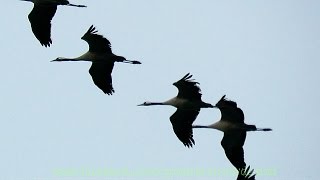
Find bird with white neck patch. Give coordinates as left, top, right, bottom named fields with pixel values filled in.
left=52, top=25, right=141, bottom=94
left=138, top=73, right=213, bottom=148
left=193, top=95, right=272, bottom=180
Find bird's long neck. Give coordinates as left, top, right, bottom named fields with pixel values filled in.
left=53, top=57, right=83, bottom=62
left=201, top=102, right=214, bottom=108
left=52, top=53, right=92, bottom=62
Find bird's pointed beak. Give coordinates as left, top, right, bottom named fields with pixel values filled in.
left=51, top=58, right=62, bottom=62
left=137, top=103, right=144, bottom=106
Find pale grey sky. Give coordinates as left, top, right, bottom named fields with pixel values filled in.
left=0, top=0, right=319, bottom=179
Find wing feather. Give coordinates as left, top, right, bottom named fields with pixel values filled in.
left=173, top=73, right=202, bottom=100
left=237, top=166, right=256, bottom=180
left=89, top=62, right=114, bottom=95
left=28, top=4, right=57, bottom=47
left=221, top=131, right=247, bottom=170
left=170, top=109, right=199, bottom=148
left=216, top=96, right=245, bottom=123
left=81, top=25, right=112, bottom=53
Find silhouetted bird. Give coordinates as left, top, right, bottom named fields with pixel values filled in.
left=193, top=95, right=271, bottom=179
left=52, top=25, right=141, bottom=94
left=21, top=0, right=86, bottom=47
left=138, top=73, right=213, bottom=147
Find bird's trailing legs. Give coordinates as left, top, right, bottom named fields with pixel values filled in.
left=255, top=128, right=272, bottom=131
left=67, top=3, right=87, bottom=7
left=117, top=59, right=142, bottom=64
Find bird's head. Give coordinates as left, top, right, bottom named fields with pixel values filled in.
left=51, top=57, right=65, bottom=62
left=137, top=101, right=153, bottom=106
left=215, top=95, right=237, bottom=108
left=137, top=101, right=164, bottom=106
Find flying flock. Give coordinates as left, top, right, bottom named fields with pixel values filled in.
left=21, top=0, right=272, bottom=179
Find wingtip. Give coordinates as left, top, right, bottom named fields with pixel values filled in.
left=41, top=41, right=52, bottom=47
left=104, top=91, right=114, bottom=95
left=183, top=139, right=195, bottom=148
left=238, top=166, right=256, bottom=180
left=85, top=25, right=97, bottom=35
left=82, top=25, right=98, bottom=40
left=184, top=143, right=194, bottom=148
left=102, top=88, right=115, bottom=95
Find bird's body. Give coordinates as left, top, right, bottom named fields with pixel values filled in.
left=52, top=25, right=141, bottom=95
left=204, top=120, right=240, bottom=132
left=138, top=73, right=213, bottom=147
left=193, top=95, right=271, bottom=179
left=22, top=0, right=86, bottom=47
left=193, top=95, right=272, bottom=132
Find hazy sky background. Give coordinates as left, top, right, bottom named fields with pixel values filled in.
left=1, top=0, right=319, bottom=179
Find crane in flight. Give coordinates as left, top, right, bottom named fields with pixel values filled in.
left=193, top=95, right=271, bottom=179
left=21, top=0, right=86, bottom=47
left=138, top=73, right=213, bottom=147
left=52, top=25, right=141, bottom=94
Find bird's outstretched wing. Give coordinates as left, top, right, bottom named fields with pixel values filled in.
left=216, top=95, right=245, bottom=123
left=221, top=131, right=247, bottom=170
left=28, top=4, right=57, bottom=47
left=170, top=109, right=199, bottom=148
left=237, top=166, right=256, bottom=180
left=173, top=73, right=202, bottom=100
left=81, top=25, right=112, bottom=53
left=89, top=62, right=114, bottom=95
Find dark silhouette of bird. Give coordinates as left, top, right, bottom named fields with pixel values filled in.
left=193, top=95, right=271, bottom=179
left=138, top=73, right=213, bottom=147
left=21, top=0, right=86, bottom=47
left=52, top=25, right=141, bottom=94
